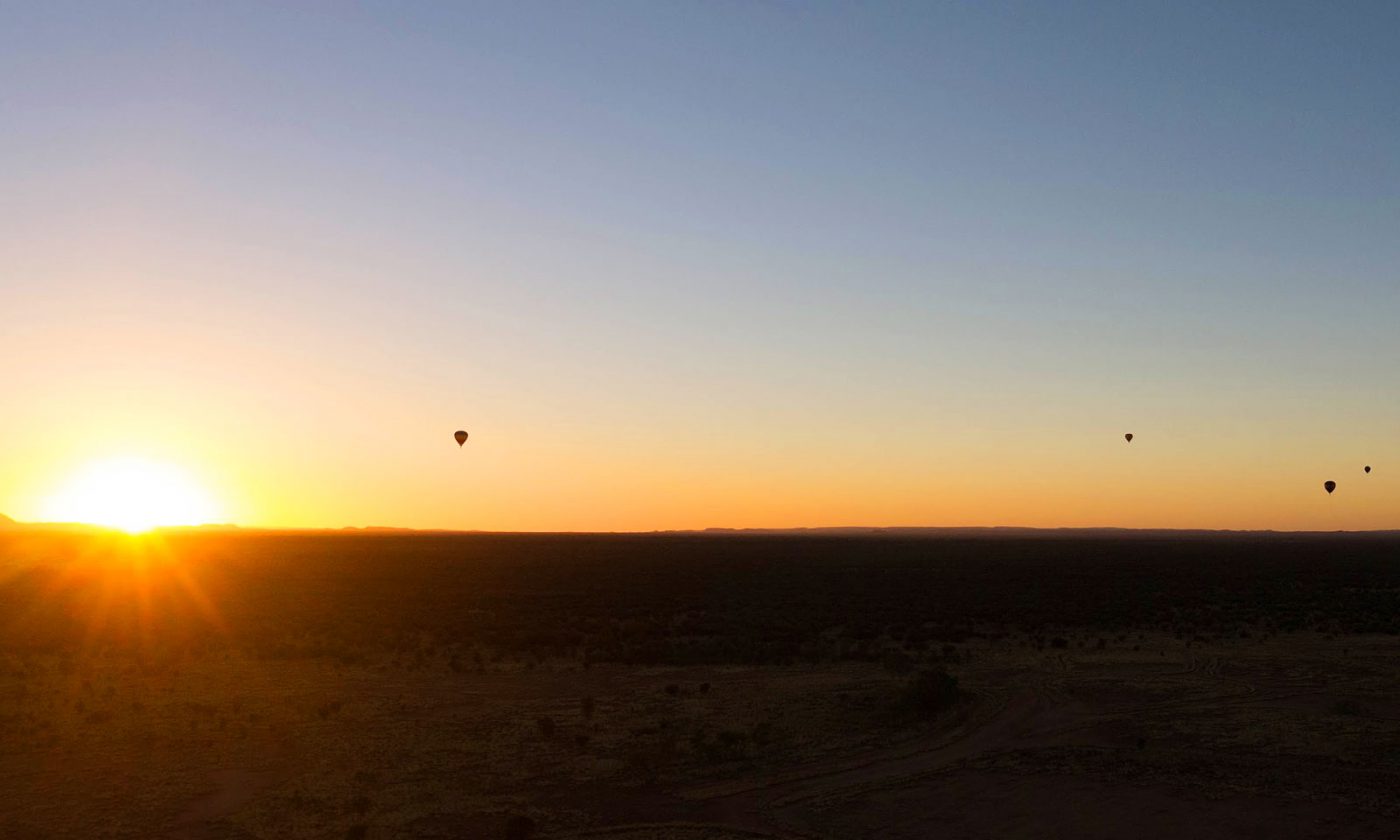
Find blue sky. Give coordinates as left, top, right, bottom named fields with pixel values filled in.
left=4, top=1, right=1399, bottom=529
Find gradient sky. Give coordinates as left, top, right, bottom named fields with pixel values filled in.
left=4, top=1, right=1399, bottom=531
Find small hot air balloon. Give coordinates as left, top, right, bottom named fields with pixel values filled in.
left=1324, top=480, right=1336, bottom=495
left=454, top=430, right=469, bottom=447
left=1364, top=465, right=1372, bottom=474
left=1124, top=433, right=1133, bottom=443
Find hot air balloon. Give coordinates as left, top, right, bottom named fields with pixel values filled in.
left=1124, top=433, right=1133, bottom=443
left=1324, top=480, right=1336, bottom=495
left=454, top=430, right=468, bottom=447
left=1364, top=465, right=1372, bottom=474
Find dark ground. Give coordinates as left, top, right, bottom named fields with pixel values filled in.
left=2, top=530, right=1399, bottom=838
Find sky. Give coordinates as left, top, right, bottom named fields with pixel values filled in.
left=3, top=1, right=1399, bottom=531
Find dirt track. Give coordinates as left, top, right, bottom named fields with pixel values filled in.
left=559, top=638, right=1400, bottom=839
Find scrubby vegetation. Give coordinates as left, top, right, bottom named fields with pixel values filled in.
left=5, top=532, right=1400, bottom=670
left=903, top=667, right=960, bottom=720
left=4, top=531, right=1400, bottom=837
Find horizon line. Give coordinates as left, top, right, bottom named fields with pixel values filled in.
left=6, top=520, right=1400, bottom=538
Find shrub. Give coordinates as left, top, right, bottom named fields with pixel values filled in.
left=535, top=716, right=556, bottom=737
left=692, top=727, right=752, bottom=762
left=903, top=667, right=960, bottom=719
left=881, top=648, right=914, bottom=674
left=1330, top=699, right=1365, bottom=717
left=504, top=815, right=535, bottom=840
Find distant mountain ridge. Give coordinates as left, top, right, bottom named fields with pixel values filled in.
left=3, top=518, right=1397, bottom=538
left=683, top=526, right=1400, bottom=539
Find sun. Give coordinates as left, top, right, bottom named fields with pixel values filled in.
left=40, top=456, right=224, bottom=534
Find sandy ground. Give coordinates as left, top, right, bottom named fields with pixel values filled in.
left=4, top=631, right=1399, bottom=838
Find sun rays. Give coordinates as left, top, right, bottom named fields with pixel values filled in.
left=3, top=531, right=230, bottom=658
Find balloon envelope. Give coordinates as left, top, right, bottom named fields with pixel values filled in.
left=454, top=430, right=468, bottom=447
left=1124, top=433, right=1133, bottom=443
left=1324, top=480, right=1336, bottom=494
left=1364, top=465, right=1372, bottom=474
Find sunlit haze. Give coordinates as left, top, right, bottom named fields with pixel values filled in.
left=4, top=3, right=1399, bottom=531
left=39, top=457, right=224, bottom=533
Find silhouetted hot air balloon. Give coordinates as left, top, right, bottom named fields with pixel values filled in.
left=1324, top=480, right=1336, bottom=495
left=1364, top=465, right=1372, bottom=474
left=1124, top=433, right=1133, bottom=443
left=454, top=430, right=468, bottom=447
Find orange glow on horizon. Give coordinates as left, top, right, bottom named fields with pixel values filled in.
left=38, top=456, right=225, bottom=534
left=2, top=420, right=1394, bottom=534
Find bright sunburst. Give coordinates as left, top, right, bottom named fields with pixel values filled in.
left=40, top=457, right=223, bottom=533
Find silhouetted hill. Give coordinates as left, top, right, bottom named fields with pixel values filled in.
left=687, top=526, right=1400, bottom=539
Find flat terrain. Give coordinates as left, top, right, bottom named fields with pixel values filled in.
left=3, top=531, right=1400, bottom=838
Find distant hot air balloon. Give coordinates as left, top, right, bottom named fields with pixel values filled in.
left=454, top=430, right=468, bottom=447
left=1364, top=465, right=1372, bottom=474
left=1324, top=480, right=1336, bottom=495
left=1124, top=433, right=1133, bottom=443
